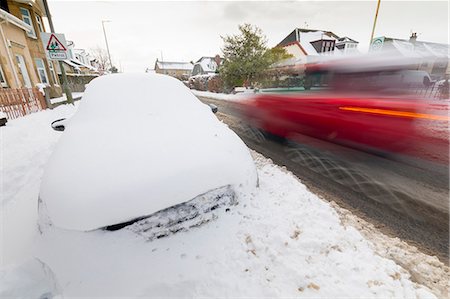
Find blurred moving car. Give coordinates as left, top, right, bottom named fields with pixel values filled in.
left=39, top=73, right=257, bottom=232
left=238, top=57, right=449, bottom=165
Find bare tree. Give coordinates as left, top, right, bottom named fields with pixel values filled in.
left=90, top=47, right=110, bottom=74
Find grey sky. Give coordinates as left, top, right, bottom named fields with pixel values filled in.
left=48, top=1, right=449, bottom=72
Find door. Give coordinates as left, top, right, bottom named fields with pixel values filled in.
left=15, top=54, right=32, bottom=88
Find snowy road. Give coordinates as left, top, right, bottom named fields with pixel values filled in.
left=1, top=103, right=448, bottom=297
left=196, top=95, right=449, bottom=265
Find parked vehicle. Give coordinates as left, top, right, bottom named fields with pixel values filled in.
left=39, top=73, right=257, bottom=232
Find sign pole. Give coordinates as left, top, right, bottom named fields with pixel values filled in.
left=42, top=0, right=73, bottom=104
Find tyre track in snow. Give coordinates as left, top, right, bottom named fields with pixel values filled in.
left=197, top=95, right=449, bottom=264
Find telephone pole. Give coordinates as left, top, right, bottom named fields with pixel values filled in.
left=369, top=0, right=382, bottom=48
left=42, top=0, right=73, bottom=104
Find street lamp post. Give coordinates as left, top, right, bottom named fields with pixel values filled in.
left=102, top=20, right=113, bottom=72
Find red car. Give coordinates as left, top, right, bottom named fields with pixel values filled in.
left=238, top=58, right=449, bottom=165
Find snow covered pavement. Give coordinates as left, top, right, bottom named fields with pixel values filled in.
left=0, top=104, right=445, bottom=297
left=50, top=92, right=84, bottom=105
left=190, top=89, right=252, bottom=101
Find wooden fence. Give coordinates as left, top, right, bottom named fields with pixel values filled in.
left=0, top=88, right=47, bottom=120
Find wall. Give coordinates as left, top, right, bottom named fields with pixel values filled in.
left=7, top=0, right=62, bottom=97
left=0, top=20, right=38, bottom=88
left=283, top=43, right=306, bottom=60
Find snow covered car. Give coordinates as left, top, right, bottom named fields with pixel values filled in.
left=39, top=73, right=257, bottom=233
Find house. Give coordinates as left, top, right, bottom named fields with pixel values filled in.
left=370, top=33, right=450, bottom=80
left=277, top=28, right=358, bottom=62
left=154, top=59, right=193, bottom=81
left=270, top=28, right=359, bottom=78
left=73, top=48, right=97, bottom=72
left=0, top=0, right=62, bottom=97
left=59, top=41, right=98, bottom=75
left=335, top=37, right=359, bottom=53
left=191, top=56, right=221, bottom=76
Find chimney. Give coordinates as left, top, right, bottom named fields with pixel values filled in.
left=214, top=54, right=221, bottom=66
left=409, top=32, right=418, bottom=43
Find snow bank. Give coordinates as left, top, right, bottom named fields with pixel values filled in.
left=1, top=104, right=78, bottom=264
left=50, top=92, right=84, bottom=104
left=31, top=152, right=436, bottom=297
left=35, top=83, right=47, bottom=96
left=0, top=258, right=61, bottom=298
left=39, top=73, right=257, bottom=231
left=190, top=89, right=254, bottom=101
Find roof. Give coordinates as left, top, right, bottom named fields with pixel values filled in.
left=155, top=61, right=193, bottom=71
left=277, top=28, right=340, bottom=48
left=0, top=8, right=33, bottom=32
left=336, top=37, right=359, bottom=44
left=296, top=28, right=340, bottom=39
left=375, top=36, right=450, bottom=59
left=63, top=60, right=81, bottom=70
left=63, top=59, right=97, bottom=71
left=300, top=31, right=337, bottom=55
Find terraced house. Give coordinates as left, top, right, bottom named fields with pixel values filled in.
left=0, top=0, right=61, bottom=97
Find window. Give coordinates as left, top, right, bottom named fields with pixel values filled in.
left=0, top=64, right=8, bottom=88
left=48, top=61, right=58, bottom=85
left=35, top=58, right=49, bottom=84
left=19, top=7, right=36, bottom=38
left=35, top=14, right=44, bottom=32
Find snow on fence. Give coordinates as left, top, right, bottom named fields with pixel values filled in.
left=0, top=88, right=47, bottom=120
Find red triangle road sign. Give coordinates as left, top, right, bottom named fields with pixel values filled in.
left=46, top=34, right=66, bottom=51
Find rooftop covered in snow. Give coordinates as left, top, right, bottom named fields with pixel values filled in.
left=155, top=60, right=194, bottom=71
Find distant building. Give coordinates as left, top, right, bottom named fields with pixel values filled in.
left=59, top=41, right=98, bottom=75
left=335, top=37, right=359, bottom=53
left=370, top=34, right=450, bottom=80
left=277, top=28, right=358, bottom=58
left=154, top=59, right=193, bottom=81
left=191, top=56, right=221, bottom=76
left=271, top=28, right=359, bottom=76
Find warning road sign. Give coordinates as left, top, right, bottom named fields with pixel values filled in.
left=46, top=34, right=66, bottom=51
left=41, top=33, right=70, bottom=60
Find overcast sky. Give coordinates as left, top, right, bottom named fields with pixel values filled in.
left=47, top=0, right=449, bottom=72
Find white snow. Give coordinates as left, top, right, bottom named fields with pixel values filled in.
left=0, top=258, right=61, bottom=298
left=39, top=73, right=257, bottom=231
left=1, top=104, right=78, bottom=264
left=0, top=98, right=442, bottom=298
left=35, top=83, right=47, bottom=96
left=156, top=61, right=193, bottom=71
left=0, top=110, right=6, bottom=119
left=190, top=89, right=254, bottom=101
left=50, top=92, right=84, bottom=104
left=299, top=30, right=336, bottom=55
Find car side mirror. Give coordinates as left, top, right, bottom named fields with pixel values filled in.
left=208, top=103, right=218, bottom=114
left=51, top=118, right=67, bottom=131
